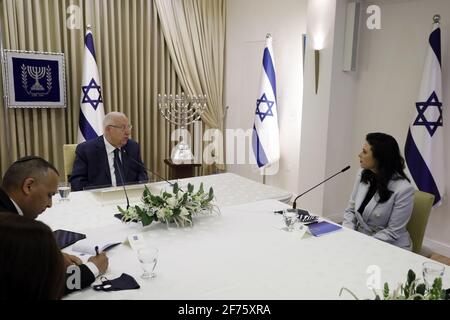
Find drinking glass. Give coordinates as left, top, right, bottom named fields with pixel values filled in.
left=283, top=210, right=298, bottom=232
left=138, top=247, right=159, bottom=279
left=422, top=261, right=445, bottom=289
left=58, top=182, right=71, bottom=201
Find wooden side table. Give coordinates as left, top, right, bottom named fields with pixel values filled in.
left=430, top=253, right=450, bottom=266
left=164, top=159, right=202, bottom=179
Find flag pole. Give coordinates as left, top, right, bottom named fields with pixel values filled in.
left=264, top=33, right=271, bottom=186
left=433, top=14, right=440, bottom=25
left=263, top=32, right=270, bottom=187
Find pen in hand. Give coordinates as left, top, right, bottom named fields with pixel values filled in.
left=95, top=246, right=99, bottom=256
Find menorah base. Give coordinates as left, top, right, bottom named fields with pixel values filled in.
left=164, top=159, right=201, bottom=179
left=171, top=141, right=194, bottom=164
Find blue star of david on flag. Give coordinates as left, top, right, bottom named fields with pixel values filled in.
left=413, top=91, right=443, bottom=137
left=81, top=78, right=103, bottom=110
left=255, top=93, right=275, bottom=122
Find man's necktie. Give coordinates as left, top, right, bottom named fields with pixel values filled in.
left=113, top=148, right=125, bottom=186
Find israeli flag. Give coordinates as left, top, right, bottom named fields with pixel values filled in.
left=77, top=26, right=105, bottom=143
left=252, top=35, right=280, bottom=168
left=405, top=22, right=444, bottom=207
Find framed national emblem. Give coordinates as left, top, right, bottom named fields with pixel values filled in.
left=3, top=50, right=66, bottom=108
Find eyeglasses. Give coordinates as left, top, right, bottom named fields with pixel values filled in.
left=108, top=124, right=133, bottom=131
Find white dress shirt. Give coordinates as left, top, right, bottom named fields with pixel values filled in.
left=10, top=198, right=24, bottom=216
left=103, top=136, right=121, bottom=187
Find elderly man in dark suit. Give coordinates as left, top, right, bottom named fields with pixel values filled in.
left=0, top=156, right=108, bottom=293
left=70, top=111, right=148, bottom=191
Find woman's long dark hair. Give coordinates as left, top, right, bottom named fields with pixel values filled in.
left=0, top=212, right=65, bottom=300
left=361, top=132, right=410, bottom=203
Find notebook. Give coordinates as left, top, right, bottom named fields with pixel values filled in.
left=72, top=237, right=122, bottom=255
left=308, top=221, right=342, bottom=237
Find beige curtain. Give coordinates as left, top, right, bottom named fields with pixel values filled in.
left=0, top=0, right=181, bottom=180
left=154, top=0, right=226, bottom=170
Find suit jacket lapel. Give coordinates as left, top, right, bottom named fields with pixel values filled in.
left=355, top=182, right=380, bottom=220
left=355, top=182, right=369, bottom=212
left=363, top=193, right=379, bottom=220
left=352, top=182, right=379, bottom=233
left=0, top=188, right=19, bottom=214
left=96, top=136, right=112, bottom=184
left=364, top=179, right=396, bottom=221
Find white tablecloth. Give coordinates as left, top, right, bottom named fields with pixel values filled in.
left=81, top=172, right=292, bottom=209
left=40, top=190, right=449, bottom=300
left=174, top=173, right=293, bottom=206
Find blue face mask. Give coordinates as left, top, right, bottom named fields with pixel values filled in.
left=93, top=273, right=140, bottom=292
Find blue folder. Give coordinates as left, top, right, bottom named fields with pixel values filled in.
left=308, top=221, right=342, bottom=237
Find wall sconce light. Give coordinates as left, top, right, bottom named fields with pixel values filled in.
left=312, top=32, right=324, bottom=95
left=314, top=49, right=320, bottom=94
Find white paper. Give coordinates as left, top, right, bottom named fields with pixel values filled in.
left=72, top=236, right=123, bottom=255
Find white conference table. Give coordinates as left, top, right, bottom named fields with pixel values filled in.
left=39, top=175, right=449, bottom=300
left=83, top=172, right=293, bottom=208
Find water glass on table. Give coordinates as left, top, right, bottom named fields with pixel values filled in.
left=138, top=247, right=159, bottom=279
left=283, top=210, right=298, bottom=232
left=422, top=261, right=445, bottom=289
left=58, top=182, right=71, bottom=201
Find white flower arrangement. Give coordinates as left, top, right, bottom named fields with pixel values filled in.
left=118, top=182, right=217, bottom=227
left=340, top=269, right=448, bottom=300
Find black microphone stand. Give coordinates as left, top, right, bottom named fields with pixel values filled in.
left=293, top=166, right=350, bottom=209
left=122, top=149, right=183, bottom=192
left=274, top=166, right=351, bottom=215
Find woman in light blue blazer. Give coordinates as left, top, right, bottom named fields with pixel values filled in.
left=343, top=133, right=415, bottom=250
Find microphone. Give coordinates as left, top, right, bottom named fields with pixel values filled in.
left=121, top=149, right=180, bottom=190
left=115, top=150, right=130, bottom=210
left=292, top=165, right=351, bottom=209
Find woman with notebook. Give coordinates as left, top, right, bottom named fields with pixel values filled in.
left=343, top=133, right=415, bottom=250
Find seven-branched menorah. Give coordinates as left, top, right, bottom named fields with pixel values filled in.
left=27, top=66, right=46, bottom=91
left=158, top=93, right=207, bottom=163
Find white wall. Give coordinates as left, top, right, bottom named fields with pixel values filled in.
left=226, top=0, right=450, bottom=256
left=320, top=0, right=450, bottom=255
left=322, top=0, right=359, bottom=217
left=348, top=0, right=450, bottom=255
left=297, top=0, right=338, bottom=215
left=225, top=0, right=307, bottom=197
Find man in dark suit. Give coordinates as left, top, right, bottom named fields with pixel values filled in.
left=0, top=156, right=108, bottom=293
left=70, top=111, right=148, bottom=191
